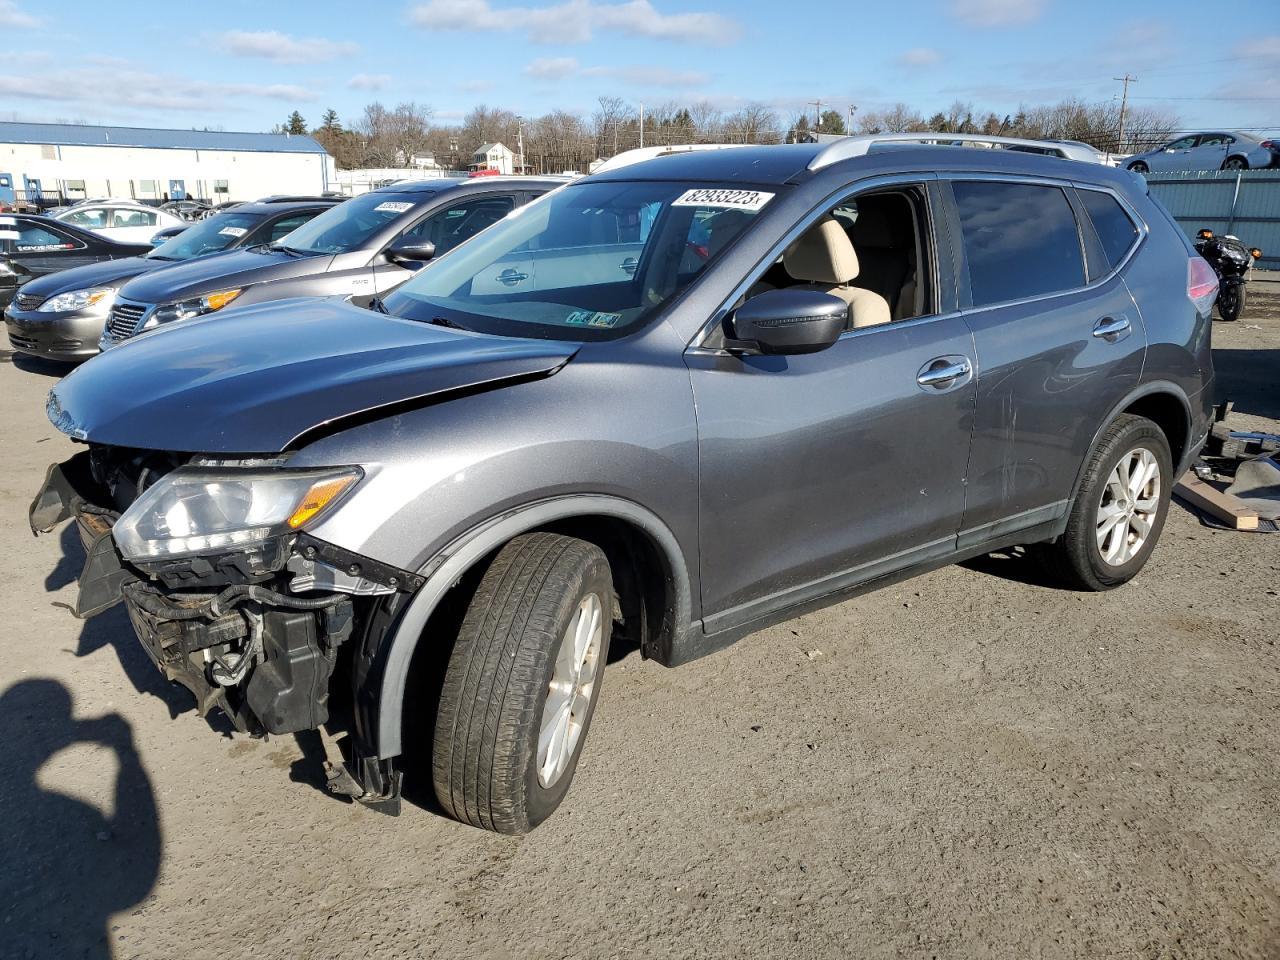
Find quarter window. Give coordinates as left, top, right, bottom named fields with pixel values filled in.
left=953, top=181, right=1085, bottom=307
left=1078, top=190, right=1139, bottom=271
left=6, top=223, right=78, bottom=253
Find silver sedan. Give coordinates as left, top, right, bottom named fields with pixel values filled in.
left=1126, top=131, right=1279, bottom=174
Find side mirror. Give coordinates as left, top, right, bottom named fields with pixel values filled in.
left=726, top=289, right=847, bottom=356
left=386, top=239, right=436, bottom=264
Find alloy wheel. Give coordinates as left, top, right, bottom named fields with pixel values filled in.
left=1096, top=447, right=1161, bottom=566
left=537, top=592, right=603, bottom=788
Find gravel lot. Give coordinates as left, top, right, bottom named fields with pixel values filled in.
left=3, top=292, right=1279, bottom=960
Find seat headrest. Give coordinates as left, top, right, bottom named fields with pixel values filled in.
left=784, top=217, right=860, bottom=285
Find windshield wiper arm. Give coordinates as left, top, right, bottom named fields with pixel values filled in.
left=427, top=315, right=471, bottom=331
left=268, top=243, right=306, bottom=256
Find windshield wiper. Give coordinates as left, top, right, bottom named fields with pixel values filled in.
left=146, top=254, right=178, bottom=261
left=426, top=315, right=471, bottom=331
left=268, top=243, right=307, bottom=256
left=368, top=297, right=388, bottom=314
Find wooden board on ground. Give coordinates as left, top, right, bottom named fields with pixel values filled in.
left=1173, top=472, right=1260, bottom=530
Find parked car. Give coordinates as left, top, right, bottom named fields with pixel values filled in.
left=160, top=199, right=212, bottom=221
left=1125, top=132, right=1279, bottom=173
left=98, top=176, right=564, bottom=348
left=52, top=200, right=186, bottom=244
left=0, top=213, right=150, bottom=321
left=33, top=144, right=1214, bottom=834
left=5, top=198, right=339, bottom=361
left=844, top=132, right=1110, bottom=163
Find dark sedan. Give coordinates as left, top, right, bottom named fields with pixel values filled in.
left=0, top=214, right=150, bottom=314
left=5, top=197, right=338, bottom=361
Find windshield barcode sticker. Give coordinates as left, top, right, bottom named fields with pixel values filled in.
left=218, top=226, right=247, bottom=237
left=374, top=201, right=414, bottom=214
left=671, top=189, right=774, bottom=211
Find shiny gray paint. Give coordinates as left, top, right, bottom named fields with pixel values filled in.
left=47, top=146, right=1212, bottom=761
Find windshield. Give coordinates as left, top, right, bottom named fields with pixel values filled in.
left=146, top=212, right=263, bottom=261
left=275, top=191, right=422, bottom=254
left=383, top=180, right=773, bottom=340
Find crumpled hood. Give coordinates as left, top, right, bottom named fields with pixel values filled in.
left=17, top=256, right=155, bottom=300
left=48, top=298, right=577, bottom=453
left=118, top=247, right=329, bottom=304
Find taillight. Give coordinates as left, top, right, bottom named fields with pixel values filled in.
left=1188, top=256, right=1219, bottom=314
left=1261, top=139, right=1274, bottom=149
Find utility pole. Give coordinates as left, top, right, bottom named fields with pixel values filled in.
left=848, top=104, right=857, bottom=134
left=516, top=116, right=525, bottom=175
left=809, top=99, right=823, bottom=133
left=1114, top=74, right=1136, bottom=153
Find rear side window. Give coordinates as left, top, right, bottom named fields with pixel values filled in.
left=953, top=181, right=1085, bottom=307
left=1078, top=189, right=1139, bottom=270
left=2, top=222, right=79, bottom=253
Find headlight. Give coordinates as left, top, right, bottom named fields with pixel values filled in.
left=113, top=467, right=361, bottom=561
left=38, top=286, right=116, bottom=313
left=142, top=287, right=243, bottom=329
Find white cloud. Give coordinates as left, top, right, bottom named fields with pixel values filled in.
left=523, top=57, right=708, bottom=87
left=348, top=72, right=392, bottom=90
left=0, top=2, right=38, bottom=28
left=896, top=47, right=942, bottom=67
left=1237, top=35, right=1280, bottom=61
left=524, top=57, right=579, bottom=80
left=410, top=0, right=741, bottom=46
left=949, top=0, right=1045, bottom=26
left=581, top=65, right=709, bottom=87
left=217, top=30, right=358, bottom=64
left=0, top=62, right=316, bottom=116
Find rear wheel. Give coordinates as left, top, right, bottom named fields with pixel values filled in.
left=1128, top=161, right=1149, bottom=174
left=1217, top=282, right=1245, bottom=321
left=1222, top=156, right=1248, bottom=171
left=432, top=532, right=613, bottom=834
left=1034, top=414, right=1173, bottom=591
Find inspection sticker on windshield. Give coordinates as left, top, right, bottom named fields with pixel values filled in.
left=565, top=309, right=621, bottom=328
left=671, top=188, right=774, bottom=211
left=374, top=201, right=414, bottom=214
left=218, top=226, right=247, bottom=237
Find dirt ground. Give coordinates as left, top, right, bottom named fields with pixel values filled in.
left=2, top=290, right=1279, bottom=960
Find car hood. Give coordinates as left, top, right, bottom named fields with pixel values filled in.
left=16, top=256, right=157, bottom=300
left=47, top=298, right=577, bottom=454
left=118, top=246, right=332, bottom=304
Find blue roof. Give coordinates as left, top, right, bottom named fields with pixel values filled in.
left=0, top=122, right=329, bottom=155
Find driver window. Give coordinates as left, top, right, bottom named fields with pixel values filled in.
left=1167, top=136, right=1197, bottom=150
left=403, top=195, right=515, bottom=257
left=1198, top=134, right=1228, bottom=147
left=741, top=185, right=934, bottom=330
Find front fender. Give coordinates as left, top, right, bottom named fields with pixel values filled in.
left=366, top=494, right=694, bottom=759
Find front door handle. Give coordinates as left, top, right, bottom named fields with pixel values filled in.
left=620, top=256, right=638, bottom=276
left=497, top=268, right=529, bottom=286
left=916, top=356, right=972, bottom=388
left=1092, top=315, right=1131, bottom=342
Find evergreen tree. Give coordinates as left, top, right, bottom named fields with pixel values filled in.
left=285, top=111, right=307, bottom=135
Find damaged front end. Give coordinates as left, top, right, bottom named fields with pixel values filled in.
left=32, top=446, right=419, bottom=813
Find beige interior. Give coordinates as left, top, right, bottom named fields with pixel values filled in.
left=783, top=218, right=891, bottom=329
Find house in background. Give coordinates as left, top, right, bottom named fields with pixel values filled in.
left=470, top=142, right=514, bottom=175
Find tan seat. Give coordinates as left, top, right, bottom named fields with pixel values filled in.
left=783, top=218, right=891, bottom=329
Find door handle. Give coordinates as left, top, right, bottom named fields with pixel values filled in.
left=620, top=257, right=638, bottom=276
left=1092, top=315, right=1131, bottom=342
left=916, top=357, right=971, bottom=388
left=497, top=268, right=529, bottom=286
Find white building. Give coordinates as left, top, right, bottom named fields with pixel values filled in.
left=333, top=166, right=454, bottom=197
left=470, top=142, right=515, bottom=176
left=0, top=121, right=336, bottom=206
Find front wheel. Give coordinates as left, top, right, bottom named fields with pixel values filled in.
left=1128, top=161, right=1149, bottom=174
left=1033, top=414, right=1173, bottom=591
left=432, top=532, right=613, bottom=833
left=1217, top=282, right=1245, bottom=321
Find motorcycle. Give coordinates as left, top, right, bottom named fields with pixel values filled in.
left=1194, top=228, right=1263, bottom=321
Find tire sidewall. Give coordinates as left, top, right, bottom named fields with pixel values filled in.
left=522, top=554, right=613, bottom=828
left=1082, top=423, right=1173, bottom=587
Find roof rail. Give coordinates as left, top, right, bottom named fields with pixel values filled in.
left=808, top=133, right=1094, bottom=170
left=253, top=194, right=344, bottom=203
left=591, top=143, right=749, bottom=175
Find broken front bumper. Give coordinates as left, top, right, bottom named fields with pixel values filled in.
left=32, top=452, right=413, bottom=811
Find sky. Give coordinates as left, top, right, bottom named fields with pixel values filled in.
left=0, top=0, right=1275, bottom=135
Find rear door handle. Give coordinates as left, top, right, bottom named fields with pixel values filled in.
left=1092, top=315, right=1131, bottom=342
left=916, top=356, right=972, bottom=389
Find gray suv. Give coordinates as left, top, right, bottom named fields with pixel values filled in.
left=33, top=143, right=1216, bottom=833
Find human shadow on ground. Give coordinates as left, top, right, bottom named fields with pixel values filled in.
left=0, top=678, right=161, bottom=959
left=1211, top=347, right=1280, bottom=421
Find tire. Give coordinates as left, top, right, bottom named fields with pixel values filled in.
left=1035, top=414, right=1173, bottom=591
left=1217, top=282, right=1245, bottom=322
left=1222, top=156, right=1248, bottom=171
left=1128, top=161, right=1149, bottom=174
left=432, top=532, right=613, bottom=833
